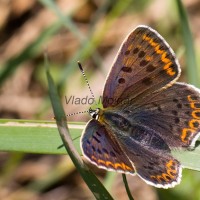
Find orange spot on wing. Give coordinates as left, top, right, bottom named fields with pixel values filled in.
left=166, top=67, right=176, bottom=76
left=180, top=94, right=200, bottom=144
left=155, top=45, right=164, bottom=54
left=123, top=55, right=135, bottom=67
left=192, top=110, right=200, bottom=119
left=187, top=95, right=197, bottom=102
left=150, top=174, right=170, bottom=183
left=190, top=102, right=200, bottom=109
left=150, top=160, right=178, bottom=184
left=161, top=52, right=170, bottom=63
left=166, top=160, right=177, bottom=179
left=106, top=161, right=115, bottom=168
left=163, top=62, right=171, bottom=70
left=142, top=34, right=147, bottom=40
left=114, top=163, right=123, bottom=170
left=162, top=173, right=171, bottom=181
left=91, top=155, right=97, bottom=161
left=156, top=175, right=164, bottom=183
left=143, top=33, right=176, bottom=77
left=127, top=44, right=133, bottom=51
left=91, top=155, right=134, bottom=173
left=181, top=128, right=193, bottom=143
left=145, top=55, right=153, bottom=61
left=98, top=159, right=106, bottom=165
left=189, top=119, right=200, bottom=129
left=143, top=35, right=158, bottom=47
left=125, top=165, right=133, bottom=171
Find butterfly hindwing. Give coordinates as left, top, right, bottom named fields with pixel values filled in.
left=110, top=124, right=182, bottom=188
left=124, top=145, right=182, bottom=189
left=81, top=119, right=135, bottom=174
left=103, top=25, right=180, bottom=108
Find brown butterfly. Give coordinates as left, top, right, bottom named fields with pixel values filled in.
left=81, top=25, right=200, bottom=188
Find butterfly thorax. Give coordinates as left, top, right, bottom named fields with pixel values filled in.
left=89, top=108, right=132, bottom=134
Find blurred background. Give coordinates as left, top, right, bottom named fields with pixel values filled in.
left=0, top=0, right=200, bottom=199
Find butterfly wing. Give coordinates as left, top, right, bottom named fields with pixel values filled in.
left=117, top=129, right=182, bottom=189
left=103, top=25, right=180, bottom=108
left=81, top=119, right=135, bottom=174
left=125, top=82, right=200, bottom=149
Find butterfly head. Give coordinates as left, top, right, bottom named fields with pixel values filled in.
left=89, top=107, right=100, bottom=120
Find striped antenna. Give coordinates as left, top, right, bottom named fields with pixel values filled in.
left=66, top=110, right=89, bottom=117
left=78, top=61, right=98, bottom=106
left=53, top=110, right=89, bottom=119
left=65, top=62, right=97, bottom=118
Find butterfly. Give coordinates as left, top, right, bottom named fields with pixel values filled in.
left=80, top=25, right=200, bottom=188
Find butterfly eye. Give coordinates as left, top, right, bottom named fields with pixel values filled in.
left=89, top=108, right=99, bottom=120
left=92, top=113, right=98, bottom=120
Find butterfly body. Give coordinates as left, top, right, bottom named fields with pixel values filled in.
left=81, top=25, right=200, bottom=188
left=98, top=108, right=168, bottom=151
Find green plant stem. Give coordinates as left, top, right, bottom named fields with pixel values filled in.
left=46, top=55, right=114, bottom=199
left=122, top=174, right=134, bottom=200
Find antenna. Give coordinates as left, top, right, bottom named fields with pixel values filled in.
left=78, top=61, right=98, bottom=106
left=64, top=62, right=98, bottom=118
left=66, top=110, right=89, bottom=117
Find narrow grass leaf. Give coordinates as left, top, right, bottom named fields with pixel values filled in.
left=176, top=0, right=199, bottom=87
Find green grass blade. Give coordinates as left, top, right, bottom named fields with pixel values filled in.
left=122, top=174, right=134, bottom=200
left=173, top=146, right=200, bottom=171
left=0, top=119, right=82, bottom=154
left=176, top=0, right=199, bottom=87
left=46, top=62, right=114, bottom=199
left=104, top=172, right=117, bottom=191
left=174, top=1, right=200, bottom=169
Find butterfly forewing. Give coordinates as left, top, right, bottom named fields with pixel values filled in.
left=81, top=119, right=135, bottom=174
left=103, top=25, right=180, bottom=108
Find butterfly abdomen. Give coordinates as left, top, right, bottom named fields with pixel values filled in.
left=130, top=125, right=170, bottom=152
